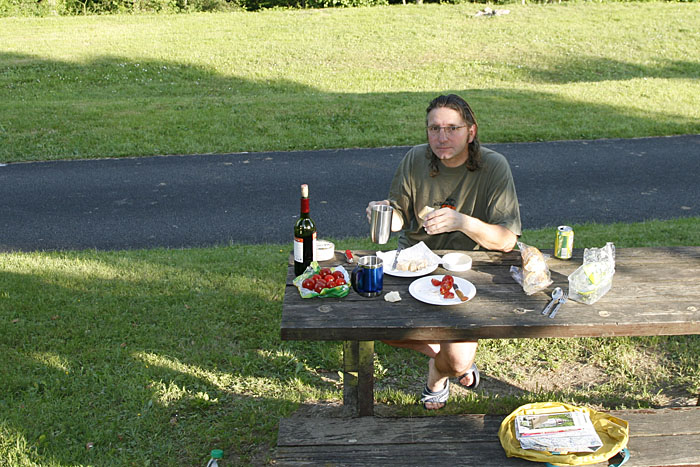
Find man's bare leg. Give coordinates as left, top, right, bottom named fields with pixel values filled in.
left=424, top=341, right=478, bottom=410
left=384, top=340, right=478, bottom=410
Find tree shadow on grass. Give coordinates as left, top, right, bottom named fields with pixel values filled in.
left=0, top=248, right=344, bottom=465
left=513, top=55, right=700, bottom=84
left=0, top=51, right=699, bottom=162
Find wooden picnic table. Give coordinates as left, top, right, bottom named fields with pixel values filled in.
left=281, top=246, right=700, bottom=416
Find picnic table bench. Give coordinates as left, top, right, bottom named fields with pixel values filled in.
left=276, top=407, right=700, bottom=466
left=277, top=246, right=700, bottom=466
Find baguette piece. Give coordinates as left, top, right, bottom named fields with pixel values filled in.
left=418, top=205, right=436, bottom=222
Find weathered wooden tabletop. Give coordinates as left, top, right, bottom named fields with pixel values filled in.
left=281, top=246, right=700, bottom=342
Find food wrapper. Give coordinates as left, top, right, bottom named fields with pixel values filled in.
left=293, top=261, right=350, bottom=299
left=376, top=241, right=442, bottom=273
left=568, top=242, right=615, bottom=305
left=510, top=242, right=553, bottom=295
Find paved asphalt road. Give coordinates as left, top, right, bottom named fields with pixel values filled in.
left=1, top=135, right=698, bottom=252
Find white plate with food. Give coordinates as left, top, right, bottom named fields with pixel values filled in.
left=379, top=249, right=439, bottom=277
left=409, top=275, right=476, bottom=306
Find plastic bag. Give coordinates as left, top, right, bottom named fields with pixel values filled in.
left=511, top=242, right=553, bottom=295
left=499, top=401, right=629, bottom=466
left=293, top=261, right=350, bottom=299
left=568, top=242, right=615, bottom=305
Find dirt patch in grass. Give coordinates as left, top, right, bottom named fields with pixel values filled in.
left=485, top=362, right=608, bottom=395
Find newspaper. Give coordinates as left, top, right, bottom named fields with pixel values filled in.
left=515, top=411, right=603, bottom=453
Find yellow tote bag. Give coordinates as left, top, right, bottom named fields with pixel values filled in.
left=498, top=402, right=629, bottom=466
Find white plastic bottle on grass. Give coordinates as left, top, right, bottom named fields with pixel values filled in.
left=206, top=449, right=223, bottom=466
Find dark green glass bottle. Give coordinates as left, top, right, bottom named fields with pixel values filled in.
left=294, top=184, right=317, bottom=276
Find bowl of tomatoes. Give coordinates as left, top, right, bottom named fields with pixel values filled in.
left=293, top=262, right=351, bottom=298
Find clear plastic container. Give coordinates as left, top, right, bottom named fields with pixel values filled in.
left=568, top=243, right=615, bottom=305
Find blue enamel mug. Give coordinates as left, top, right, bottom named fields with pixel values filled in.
left=351, top=255, right=383, bottom=297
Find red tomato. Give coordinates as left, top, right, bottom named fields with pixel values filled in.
left=319, top=267, right=332, bottom=277
left=442, top=275, right=454, bottom=286
left=440, top=284, right=450, bottom=295
left=332, top=270, right=345, bottom=280
left=323, top=274, right=335, bottom=284
left=326, top=279, right=336, bottom=288
left=443, top=291, right=455, bottom=299
left=302, top=278, right=315, bottom=290
left=431, top=278, right=442, bottom=286
left=314, top=283, right=325, bottom=293
left=311, top=274, right=322, bottom=283
left=335, top=277, right=346, bottom=286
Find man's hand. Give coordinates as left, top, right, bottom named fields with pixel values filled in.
left=366, top=200, right=404, bottom=232
left=366, top=200, right=390, bottom=223
left=423, top=208, right=464, bottom=235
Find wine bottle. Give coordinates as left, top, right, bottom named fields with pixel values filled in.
left=294, top=184, right=317, bottom=276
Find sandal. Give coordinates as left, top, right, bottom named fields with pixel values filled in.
left=420, top=379, right=449, bottom=410
left=458, top=362, right=480, bottom=390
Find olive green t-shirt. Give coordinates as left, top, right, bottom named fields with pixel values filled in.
left=388, top=144, right=522, bottom=251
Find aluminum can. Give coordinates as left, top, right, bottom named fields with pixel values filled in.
left=555, top=225, right=574, bottom=259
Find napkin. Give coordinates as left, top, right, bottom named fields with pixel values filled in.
left=377, top=241, right=442, bottom=272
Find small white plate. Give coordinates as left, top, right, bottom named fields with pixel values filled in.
left=380, top=250, right=439, bottom=277
left=442, top=252, right=472, bottom=272
left=409, top=275, right=476, bottom=306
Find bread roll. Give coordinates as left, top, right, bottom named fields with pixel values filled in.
left=523, top=248, right=547, bottom=272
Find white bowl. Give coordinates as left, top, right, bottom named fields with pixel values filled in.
left=442, top=252, right=472, bottom=272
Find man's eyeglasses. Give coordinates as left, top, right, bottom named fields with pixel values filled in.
left=427, top=125, right=468, bottom=136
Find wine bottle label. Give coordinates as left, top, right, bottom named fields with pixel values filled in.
left=293, top=232, right=317, bottom=263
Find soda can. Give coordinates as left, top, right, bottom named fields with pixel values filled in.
left=555, top=226, right=574, bottom=259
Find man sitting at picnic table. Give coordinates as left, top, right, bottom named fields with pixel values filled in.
left=366, top=94, right=522, bottom=410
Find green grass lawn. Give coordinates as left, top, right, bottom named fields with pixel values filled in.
left=1, top=2, right=699, bottom=162
left=1, top=218, right=699, bottom=465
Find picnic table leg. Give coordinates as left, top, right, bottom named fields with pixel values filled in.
left=343, top=340, right=374, bottom=416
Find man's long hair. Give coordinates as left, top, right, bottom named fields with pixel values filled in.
left=426, top=94, right=482, bottom=177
